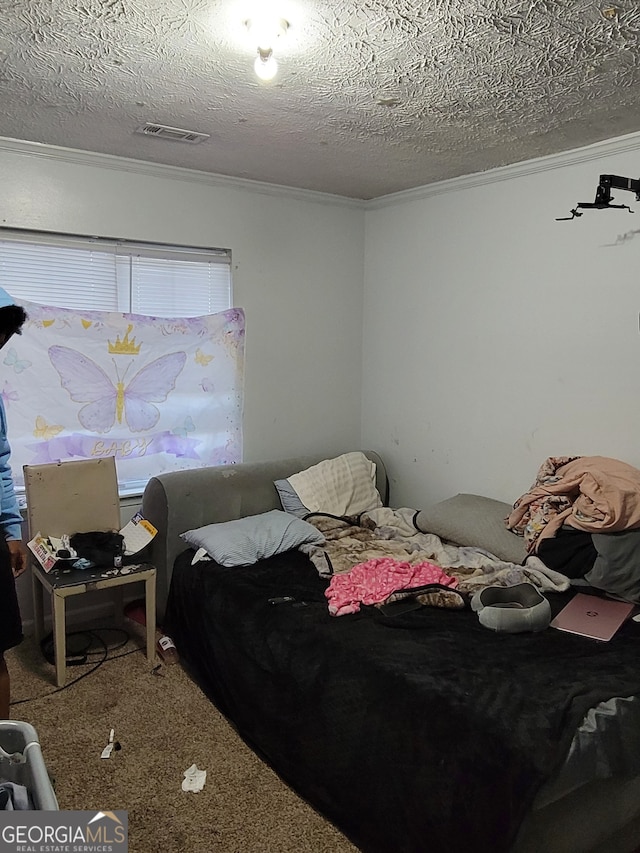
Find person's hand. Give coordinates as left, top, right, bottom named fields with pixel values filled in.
left=7, top=539, right=29, bottom=579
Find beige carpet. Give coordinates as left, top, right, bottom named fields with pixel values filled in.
left=5, top=625, right=358, bottom=853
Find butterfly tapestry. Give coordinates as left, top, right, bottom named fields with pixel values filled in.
left=49, top=346, right=187, bottom=434
left=195, top=347, right=214, bottom=366
left=1, top=382, right=18, bottom=406
left=4, top=348, right=32, bottom=374
left=172, top=415, right=196, bottom=439
left=33, top=415, right=63, bottom=440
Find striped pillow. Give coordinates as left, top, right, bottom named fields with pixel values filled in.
left=180, top=510, right=325, bottom=567
left=284, top=452, right=382, bottom=517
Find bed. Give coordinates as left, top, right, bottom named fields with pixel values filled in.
left=141, top=451, right=640, bottom=853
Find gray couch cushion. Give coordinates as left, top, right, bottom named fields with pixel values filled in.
left=585, top=530, right=640, bottom=603
left=415, top=493, right=527, bottom=564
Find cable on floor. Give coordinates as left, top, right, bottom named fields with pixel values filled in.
left=10, top=627, right=149, bottom=706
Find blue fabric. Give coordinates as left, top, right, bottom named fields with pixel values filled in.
left=0, top=395, right=22, bottom=541
left=0, top=287, right=23, bottom=541
left=0, top=288, right=15, bottom=310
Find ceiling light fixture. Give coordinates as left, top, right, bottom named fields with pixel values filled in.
left=245, top=15, right=289, bottom=81
left=254, top=48, right=278, bottom=81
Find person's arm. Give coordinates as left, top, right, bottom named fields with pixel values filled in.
left=0, top=401, right=27, bottom=577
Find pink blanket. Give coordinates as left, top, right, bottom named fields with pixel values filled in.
left=325, top=556, right=458, bottom=617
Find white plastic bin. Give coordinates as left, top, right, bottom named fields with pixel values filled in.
left=0, top=720, right=59, bottom=810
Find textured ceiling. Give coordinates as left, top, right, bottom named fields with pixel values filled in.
left=1, top=0, right=640, bottom=199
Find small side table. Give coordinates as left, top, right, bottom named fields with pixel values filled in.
left=31, top=561, right=157, bottom=687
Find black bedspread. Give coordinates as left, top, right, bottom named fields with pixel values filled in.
left=164, top=549, right=640, bottom=853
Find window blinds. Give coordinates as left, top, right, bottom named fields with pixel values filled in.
left=0, top=237, right=119, bottom=311
left=0, top=230, right=232, bottom=316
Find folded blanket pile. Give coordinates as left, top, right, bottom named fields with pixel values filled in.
left=507, top=455, right=640, bottom=553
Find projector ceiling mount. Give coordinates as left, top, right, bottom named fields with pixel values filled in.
left=556, top=174, right=640, bottom=221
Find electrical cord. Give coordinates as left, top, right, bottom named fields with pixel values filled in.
left=10, top=627, right=149, bottom=706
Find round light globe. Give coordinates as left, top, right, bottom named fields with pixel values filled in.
left=254, top=53, right=278, bottom=81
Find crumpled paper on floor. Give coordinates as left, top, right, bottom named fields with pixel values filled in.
left=182, top=763, right=207, bottom=792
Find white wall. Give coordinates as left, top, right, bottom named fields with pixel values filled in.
left=362, top=134, right=640, bottom=508
left=0, top=143, right=366, bottom=462
left=0, top=142, right=366, bottom=625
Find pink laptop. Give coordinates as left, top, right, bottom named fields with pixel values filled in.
left=550, top=593, right=636, bottom=642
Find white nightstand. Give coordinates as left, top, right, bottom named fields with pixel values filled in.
left=31, top=560, right=157, bottom=687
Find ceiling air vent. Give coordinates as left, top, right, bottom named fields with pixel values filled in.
left=135, top=123, right=210, bottom=144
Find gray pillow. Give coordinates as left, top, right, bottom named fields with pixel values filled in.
left=180, top=510, right=325, bottom=567
left=274, top=478, right=310, bottom=518
left=415, top=494, right=527, bottom=564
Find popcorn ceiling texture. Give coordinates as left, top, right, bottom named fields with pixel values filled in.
left=1, top=0, right=639, bottom=199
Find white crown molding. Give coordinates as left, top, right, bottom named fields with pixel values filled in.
left=0, top=137, right=366, bottom=210
left=365, top=130, right=640, bottom=210
left=4, top=130, right=640, bottom=212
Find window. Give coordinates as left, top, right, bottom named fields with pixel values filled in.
left=0, top=230, right=231, bottom=316
left=0, top=230, right=243, bottom=496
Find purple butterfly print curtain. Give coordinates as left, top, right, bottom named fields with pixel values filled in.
left=4, top=301, right=245, bottom=491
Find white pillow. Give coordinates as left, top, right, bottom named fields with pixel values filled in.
left=286, top=451, right=382, bottom=517
left=181, top=510, right=325, bottom=567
